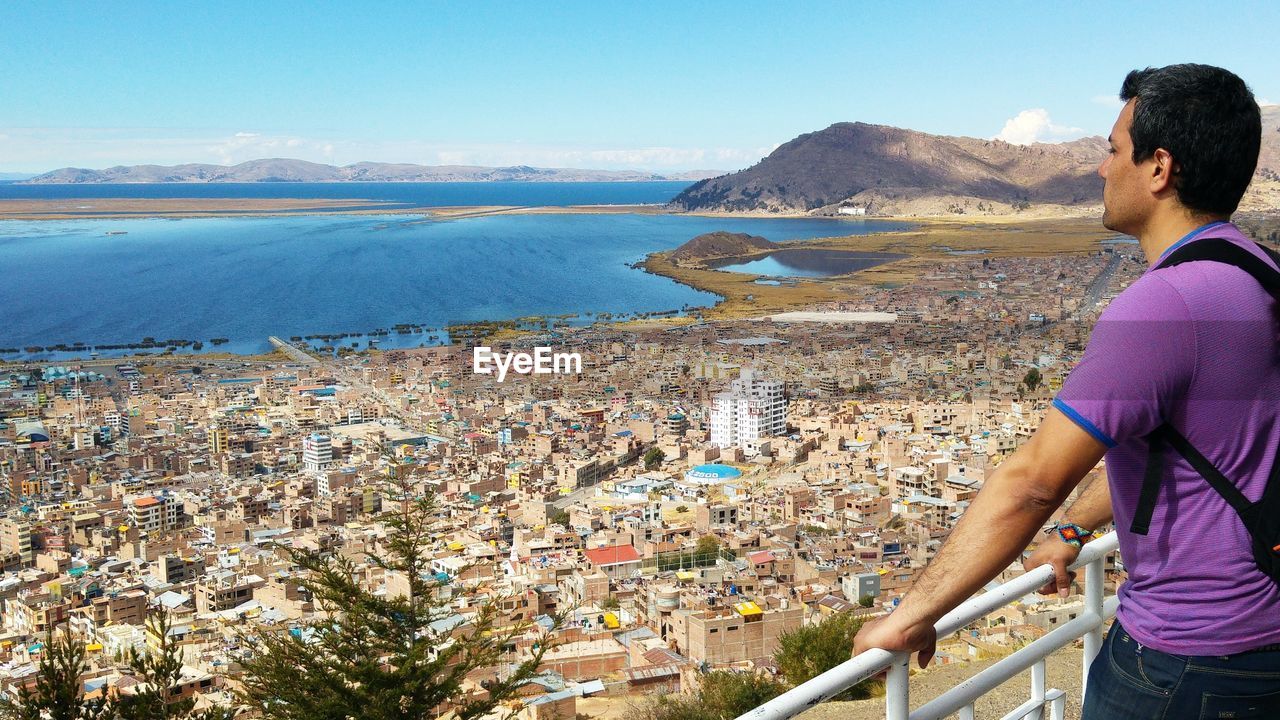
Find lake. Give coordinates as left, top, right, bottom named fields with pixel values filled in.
left=0, top=209, right=905, bottom=358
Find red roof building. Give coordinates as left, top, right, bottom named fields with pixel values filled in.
left=584, top=544, right=641, bottom=567
left=583, top=544, right=642, bottom=581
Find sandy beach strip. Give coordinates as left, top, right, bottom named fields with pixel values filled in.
left=0, top=197, right=417, bottom=219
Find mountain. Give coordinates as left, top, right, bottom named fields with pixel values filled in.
left=1244, top=105, right=1280, bottom=212
left=668, top=231, right=779, bottom=264
left=1257, top=104, right=1280, bottom=174
left=673, top=109, right=1280, bottom=216
left=22, top=159, right=723, bottom=184
left=669, top=122, right=1108, bottom=215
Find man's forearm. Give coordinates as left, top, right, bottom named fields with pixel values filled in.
left=853, top=409, right=1108, bottom=663
left=889, top=458, right=1063, bottom=627
left=1060, top=475, right=1113, bottom=531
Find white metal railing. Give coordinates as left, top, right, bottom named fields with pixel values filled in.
left=736, top=531, right=1119, bottom=720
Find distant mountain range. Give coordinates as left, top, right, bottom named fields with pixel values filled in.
left=671, top=106, right=1280, bottom=215
left=17, top=105, right=1279, bottom=216
left=21, top=159, right=722, bottom=184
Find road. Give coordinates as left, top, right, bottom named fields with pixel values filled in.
left=1075, top=251, right=1125, bottom=318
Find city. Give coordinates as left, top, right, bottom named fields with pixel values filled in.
left=0, top=242, right=1147, bottom=717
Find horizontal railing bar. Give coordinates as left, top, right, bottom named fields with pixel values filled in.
left=933, top=533, right=1117, bottom=638
left=735, top=648, right=901, bottom=720
left=996, top=694, right=1050, bottom=720
left=732, top=532, right=1118, bottom=720
left=909, top=596, right=1118, bottom=720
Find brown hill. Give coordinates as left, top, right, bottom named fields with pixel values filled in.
left=669, top=122, right=1106, bottom=215
left=674, top=110, right=1280, bottom=216
left=668, top=231, right=779, bottom=264
left=1240, top=104, right=1280, bottom=212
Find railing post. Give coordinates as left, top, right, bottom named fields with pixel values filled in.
left=1046, top=689, right=1066, bottom=720
left=885, top=657, right=910, bottom=720
left=1081, top=552, right=1105, bottom=707
left=1030, top=659, right=1046, bottom=720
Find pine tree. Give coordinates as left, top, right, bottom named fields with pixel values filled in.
left=0, top=629, right=110, bottom=720
left=234, top=476, right=557, bottom=720
left=0, top=612, right=230, bottom=720
left=113, top=610, right=232, bottom=720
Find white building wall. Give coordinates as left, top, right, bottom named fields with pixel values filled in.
left=708, top=371, right=786, bottom=452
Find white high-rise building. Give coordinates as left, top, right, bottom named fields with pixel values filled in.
left=709, top=370, right=787, bottom=453
left=303, top=433, right=333, bottom=473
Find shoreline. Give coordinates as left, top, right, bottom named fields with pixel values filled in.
left=1, top=209, right=1117, bottom=360
left=638, top=216, right=1117, bottom=319
left=0, top=197, right=1102, bottom=222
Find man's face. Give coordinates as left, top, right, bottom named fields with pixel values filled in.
left=1098, top=99, right=1151, bottom=234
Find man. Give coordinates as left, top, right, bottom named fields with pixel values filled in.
left=853, top=64, right=1279, bottom=718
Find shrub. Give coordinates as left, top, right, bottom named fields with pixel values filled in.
left=774, top=612, right=878, bottom=700
left=637, top=671, right=788, bottom=720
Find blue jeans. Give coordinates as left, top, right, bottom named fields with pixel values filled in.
left=1082, top=621, right=1280, bottom=719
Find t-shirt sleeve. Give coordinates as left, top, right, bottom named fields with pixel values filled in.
left=1053, top=273, right=1197, bottom=447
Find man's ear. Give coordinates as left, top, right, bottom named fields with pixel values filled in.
left=1150, top=148, right=1177, bottom=194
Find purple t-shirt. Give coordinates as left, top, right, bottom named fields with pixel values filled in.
left=1054, top=221, right=1280, bottom=655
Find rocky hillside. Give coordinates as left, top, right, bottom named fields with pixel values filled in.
left=23, top=159, right=717, bottom=184
left=669, top=122, right=1106, bottom=215
left=1241, top=104, right=1280, bottom=212
left=672, top=108, right=1280, bottom=216
left=668, top=231, right=778, bottom=264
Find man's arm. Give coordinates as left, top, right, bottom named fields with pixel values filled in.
left=1023, top=476, right=1113, bottom=597
left=853, top=407, right=1108, bottom=667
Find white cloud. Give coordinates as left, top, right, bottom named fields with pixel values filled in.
left=1259, top=97, right=1276, bottom=107
left=994, top=109, right=1086, bottom=145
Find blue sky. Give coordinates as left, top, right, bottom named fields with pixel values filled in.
left=1, top=1, right=1277, bottom=173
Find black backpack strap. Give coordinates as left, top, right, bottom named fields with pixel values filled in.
left=1157, top=238, right=1280, bottom=302
left=1159, top=424, right=1254, bottom=516
left=1130, top=237, right=1280, bottom=535
left=1131, top=423, right=1256, bottom=535
left=1131, top=426, right=1167, bottom=535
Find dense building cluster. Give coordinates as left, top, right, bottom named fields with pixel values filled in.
left=0, top=247, right=1142, bottom=717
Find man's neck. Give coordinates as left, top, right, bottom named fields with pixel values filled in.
left=1139, top=212, right=1230, bottom=266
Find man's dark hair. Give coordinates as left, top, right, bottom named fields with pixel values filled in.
left=1120, top=64, right=1261, bottom=216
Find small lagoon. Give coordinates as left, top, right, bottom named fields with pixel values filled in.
left=708, top=248, right=907, bottom=278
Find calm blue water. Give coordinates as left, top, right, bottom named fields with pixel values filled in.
left=0, top=212, right=903, bottom=358
left=710, top=249, right=906, bottom=277
left=0, top=181, right=694, bottom=207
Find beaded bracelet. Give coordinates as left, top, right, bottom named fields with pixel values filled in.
left=1045, top=522, right=1095, bottom=548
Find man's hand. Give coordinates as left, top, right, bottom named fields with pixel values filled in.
left=1023, top=534, right=1081, bottom=597
left=852, top=614, right=938, bottom=669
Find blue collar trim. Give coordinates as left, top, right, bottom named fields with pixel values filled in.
left=1156, top=220, right=1230, bottom=264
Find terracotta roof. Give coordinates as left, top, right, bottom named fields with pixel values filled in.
left=583, top=544, right=641, bottom=566
left=133, top=497, right=161, bottom=508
